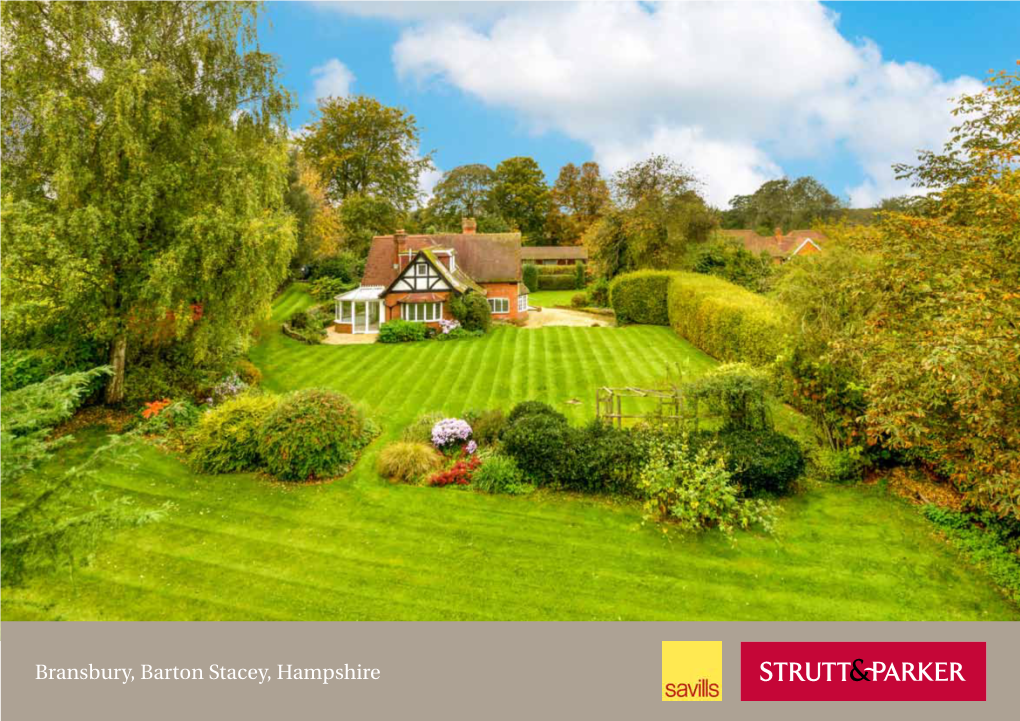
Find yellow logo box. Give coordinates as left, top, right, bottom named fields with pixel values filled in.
left=661, top=641, right=723, bottom=702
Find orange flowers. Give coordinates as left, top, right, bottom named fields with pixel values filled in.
left=142, top=398, right=171, bottom=419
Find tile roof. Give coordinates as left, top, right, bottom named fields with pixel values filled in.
left=362, top=232, right=522, bottom=288
left=519, top=246, right=589, bottom=261
left=719, top=229, right=827, bottom=258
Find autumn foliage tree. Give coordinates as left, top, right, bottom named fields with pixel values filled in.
left=1, top=2, right=296, bottom=404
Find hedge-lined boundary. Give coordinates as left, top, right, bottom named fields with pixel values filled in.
left=609, top=270, right=791, bottom=365
left=667, top=272, right=790, bottom=365
left=608, top=270, right=673, bottom=325
left=537, top=274, right=578, bottom=291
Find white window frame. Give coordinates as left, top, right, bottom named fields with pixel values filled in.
left=518, top=294, right=528, bottom=312
left=488, top=297, right=510, bottom=315
left=337, top=301, right=354, bottom=324
left=402, top=302, right=443, bottom=323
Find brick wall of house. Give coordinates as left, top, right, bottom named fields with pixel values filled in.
left=481, top=282, right=527, bottom=320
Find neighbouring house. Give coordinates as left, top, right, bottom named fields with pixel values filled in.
left=720, top=228, right=826, bottom=264
left=334, top=218, right=531, bottom=335
left=519, top=245, right=588, bottom=268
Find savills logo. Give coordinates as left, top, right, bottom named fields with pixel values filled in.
left=661, top=641, right=722, bottom=702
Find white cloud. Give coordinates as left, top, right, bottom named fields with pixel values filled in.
left=417, top=161, right=443, bottom=205
left=311, top=58, right=356, bottom=101
left=392, top=1, right=982, bottom=207
left=314, top=1, right=523, bottom=24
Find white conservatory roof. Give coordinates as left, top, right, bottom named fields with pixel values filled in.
left=335, top=285, right=385, bottom=301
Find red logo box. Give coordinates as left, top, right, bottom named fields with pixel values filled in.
left=740, top=641, right=986, bottom=701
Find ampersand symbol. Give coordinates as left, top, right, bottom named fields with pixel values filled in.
left=850, top=658, right=871, bottom=682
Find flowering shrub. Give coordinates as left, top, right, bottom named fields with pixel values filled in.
left=428, top=455, right=481, bottom=487
left=465, top=440, right=478, bottom=455
left=439, top=318, right=461, bottom=334
left=208, top=373, right=248, bottom=405
left=431, top=417, right=473, bottom=450
left=639, top=435, right=778, bottom=539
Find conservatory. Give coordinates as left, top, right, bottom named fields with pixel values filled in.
left=334, top=286, right=386, bottom=334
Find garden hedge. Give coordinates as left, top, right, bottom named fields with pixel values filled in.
left=608, top=270, right=674, bottom=325
left=667, top=272, right=791, bottom=365
left=537, top=273, right=577, bottom=291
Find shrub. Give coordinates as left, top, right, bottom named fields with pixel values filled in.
left=922, top=506, right=1020, bottom=604
left=507, top=400, right=566, bottom=425
left=708, top=430, right=805, bottom=496
left=431, top=417, right=473, bottom=450
left=501, top=412, right=576, bottom=486
left=537, top=273, right=577, bottom=291
left=815, top=446, right=866, bottom=484
left=234, top=359, right=262, bottom=387
left=609, top=270, right=674, bottom=325
left=436, top=327, right=484, bottom=341
left=464, top=408, right=506, bottom=446
left=587, top=277, right=610, bottom=307
left=378, top=319, right=427, bottom=343
left=472, top=454, right=532, bottom=495
left=0, top=349, right=59, bottom=392
left=569, top=420, right=646, bottom=495
left=574, top=261, right=587, bottom=290
left=403, top=412, right=446, bottom=444
left=684, top=363, right=773, bottom=432
left=449, top=291, right=492, bottom=332
left=189, top=393, right=280, bottom=474
left=667, top=272, right=791, bottom=365
left=376, top=441, right=444, bottom=484
left=308, top=253, right=364, bottom=283
left=639, top=435, right=778, bottom=538
left=309, top=276, right=356, bottom=302
left=258, top=389, right=370, bottom=481
left=138, top=398, right=203, bottom=435
left=428, top=455, right=481, bottom=487
left=570, top=293, right=588, bottom=309
left=522, top=263, right=540, bottom=295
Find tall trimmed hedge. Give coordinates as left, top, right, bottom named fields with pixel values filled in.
left=537, top=273, right=577, bottom=291
left=608, top=270, right=674, bottom=325
left=522, top=264, right=539, bottom=294
left=667, top=272, right=790, bottom=365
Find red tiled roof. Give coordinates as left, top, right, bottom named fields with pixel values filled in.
left=519, top=246, right=588, bottom=261
left=718, top=229, right=826, bottom=257
left=362, top=232, right=522, bottom=288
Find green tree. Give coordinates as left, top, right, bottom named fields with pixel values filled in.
left=608, top=155, right=717, bottom=271
left=1, top=366, right=165, bottom=586
left=723, top=176, right=843, bottom=232
left=301, top=94, right=435, bottom=211
left=490, top=156, right=551, bottom=241
left=549, top=161, right=610, bottom=242
left=423, top=163, right=497, bottom=231
left=337, top=193, right=399, bottom=257
left=1, top=1, right=295, bottom=404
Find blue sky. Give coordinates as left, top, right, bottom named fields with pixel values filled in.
left=258, top=2, right=1019, bottom=207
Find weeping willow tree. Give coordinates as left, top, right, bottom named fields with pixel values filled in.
left=1, top=2, right=296, bottom=404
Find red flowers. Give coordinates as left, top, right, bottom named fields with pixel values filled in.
left=428, top=455, right=481, bottom=487
left=142, top=398, right=171, bottom=419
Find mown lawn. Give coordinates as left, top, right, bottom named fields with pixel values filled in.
left=3, top=286, right=1016, bottom=621
left=529, top=289, right=582, bottom=308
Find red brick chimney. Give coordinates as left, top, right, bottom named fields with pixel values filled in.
left=774, top=227, right=783, bottom=245
left=462, top=217, right=477, bottom=234
left=394, top=229, right=407, bottom=268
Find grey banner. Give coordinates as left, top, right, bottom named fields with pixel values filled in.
left=2, top=621, right=1017, bottom=719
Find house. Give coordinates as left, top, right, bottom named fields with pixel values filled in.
left=720, top=228, right=825, bottom=264
left=334, top=218, right=530, bottom=335
left=519, top=245, right=588, bottom=268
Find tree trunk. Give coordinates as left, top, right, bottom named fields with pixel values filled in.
left=104, top=334, right=127, bottom=405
